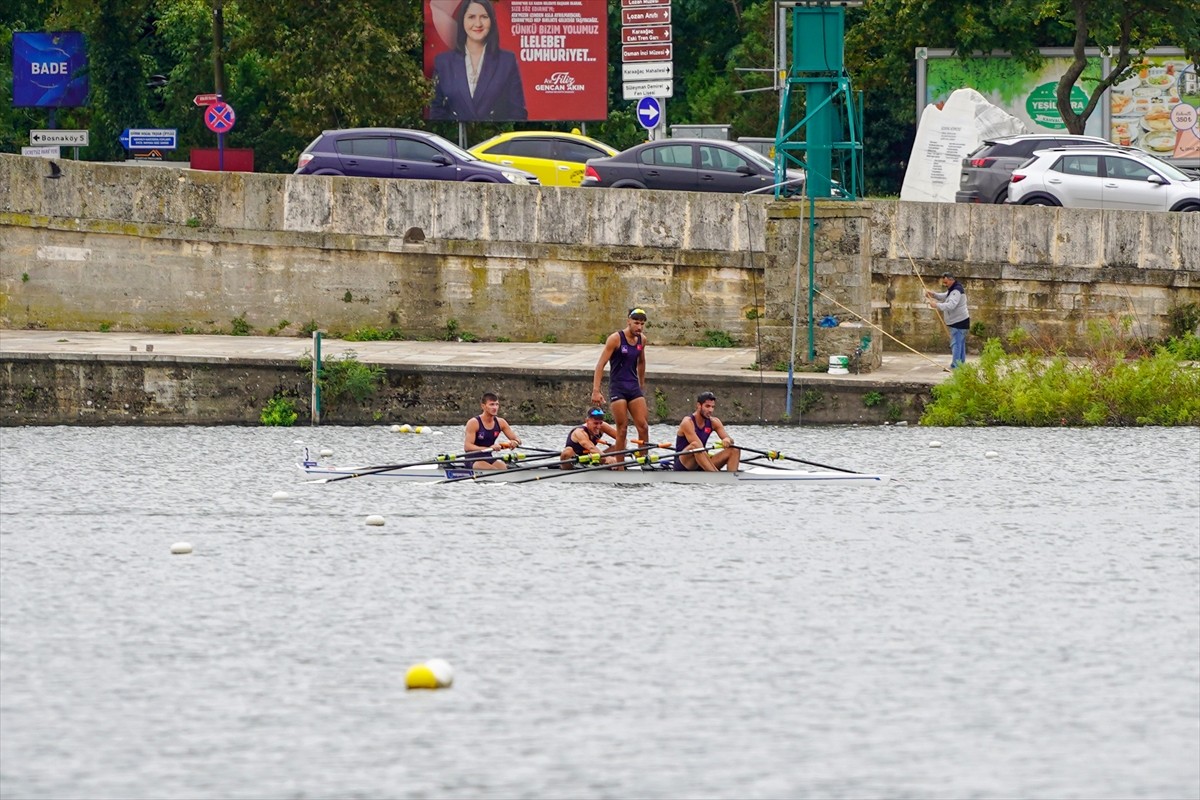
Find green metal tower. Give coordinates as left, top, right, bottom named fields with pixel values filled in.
left=774, top=1, right=864, bottom=200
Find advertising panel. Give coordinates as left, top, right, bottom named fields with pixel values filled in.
left=424, top=0, right=607, bottom=122
left=924, top=52, right=1104, bottom=137
left=919, top=48, right=1200, bottom=161
left=11, top=31, right=89, bottom=108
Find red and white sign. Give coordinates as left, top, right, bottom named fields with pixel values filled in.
left=621, top=0, right=663, bottom=7
left=621, top=25, right=670, bottom=45
left=621, top=6, right=670, bottom=25
left=192, top=93, right=219, bottom=107
left=423, top=0, right=608, bottom=122
left=204, top=102, right=236, bottom=133
left=622, top=43, right=672, bottom=63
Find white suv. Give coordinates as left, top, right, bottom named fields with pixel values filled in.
left=1008, top=147, right=1200, bottom=212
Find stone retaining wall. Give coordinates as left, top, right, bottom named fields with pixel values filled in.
left=2, top=153, right=1197, bottom=362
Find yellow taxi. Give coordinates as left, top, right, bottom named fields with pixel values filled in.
left=469, top=130, right=618, bottom=187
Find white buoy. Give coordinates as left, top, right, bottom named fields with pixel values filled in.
left=390, top=424, right=402, bottom=433
left=413, top=426, right=429, bottom=434
left=365, top=515, right=386, bottom=527
left=170, top=542, right=193, bottom=555
left=929, top=441, right=943, bottom=448
left=398, top=424, right=412, bottom=433
left=271, top=491, right=290, bottom=501
left=985, top=450, right=999, bottom=458
left=431, top=431, right=444, bottom=436
left=320, top=448, right=333, bottom=458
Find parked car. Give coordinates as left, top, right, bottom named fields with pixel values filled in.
left=469, top=130, right=617, bottom=187
left=579, top=138, right=803, bottom=194
left=1007, top=147, right=1200, bottom=212
left=956, top=133, right=1117, bottom=204
left=295, top=128, right=538, bottom=184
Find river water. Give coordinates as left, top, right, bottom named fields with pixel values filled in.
left=1, top=424, right=1197, bottom=800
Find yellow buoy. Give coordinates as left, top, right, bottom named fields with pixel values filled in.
left=406, top=659, right=454, bottom=689
left=398, top=424, right=412, bottom=433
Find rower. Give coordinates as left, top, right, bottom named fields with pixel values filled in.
left=463, top=391, right=522, bottom=470
left=673, top=391, right=740, bottom=472
left=560, top=408, right=620, bottom=469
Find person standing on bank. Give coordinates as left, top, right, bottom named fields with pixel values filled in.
left=674, top=391, right=740, bottom=472
left=560, top=408, right=620, bottom=469
left=463, top=391, right=521, bottom=470
left=926, top=271, right=970, bottom=368
left=430, top=0, right=528, bottom=121
left=591, top=308, right=650, bottom=454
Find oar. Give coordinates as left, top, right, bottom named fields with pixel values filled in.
left=316, top=443, right=522, bottom=483
left=735, top=446, right=863, bottom=475
left=506, top=446, right=714, bottom=484
left=439, top=441, right=672, bottom=484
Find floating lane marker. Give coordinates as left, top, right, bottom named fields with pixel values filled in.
left=929, top=441, right=943, bottom=448
left=406, top=659, right=454, bottom=690
left=391, top=424, right=431, bottom=434
left=985, top=451, right=999, bottom=458
left=271, top=491, right=290, bottom=502
left=365, top=515, right=386, bottom=527
left=320, top=448, right=333, bottom=458
left=170, top=542, right=193, bottom=555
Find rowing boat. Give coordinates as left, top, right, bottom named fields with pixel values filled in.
left=299, top=461, right=889, bottom=485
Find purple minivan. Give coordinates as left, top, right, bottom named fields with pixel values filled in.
left=294, top=128, right=538, bottom=185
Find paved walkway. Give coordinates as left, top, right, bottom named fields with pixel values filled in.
left=0, top=329, right=954, bottom=387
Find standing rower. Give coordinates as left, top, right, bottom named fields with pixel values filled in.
left=591, top=308, right=650, bottom=454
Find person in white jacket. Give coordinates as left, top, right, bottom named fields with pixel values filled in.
left=926, top=272, right=970, bottom=368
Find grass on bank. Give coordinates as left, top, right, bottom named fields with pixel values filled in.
left=921, top=328, right=1200, bottom=427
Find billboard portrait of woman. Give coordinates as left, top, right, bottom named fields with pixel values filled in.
left=429, top=0, right=528, bottom=121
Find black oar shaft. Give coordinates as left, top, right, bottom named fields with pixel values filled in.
left=736, top=446, right=861, bottom=475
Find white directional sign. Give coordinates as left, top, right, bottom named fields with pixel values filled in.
left=30, top=129, right=89, bottom=147
left=22, top=145, right=61, bottom=158
left=624, top=80, right=674, bottom=100
left=623, top=62, right=673, bottom=81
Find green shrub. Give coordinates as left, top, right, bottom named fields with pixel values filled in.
left=260, top=395, right=298, bottom=426
left=230, top=314, right=251, bottom=336
left=921, top=338, right=1200, bottom=426
left=345, top=327, right=405, bottom=342
left=862, top=390, right=884, bottom=407
left=299, top=351, right=385, bottom=412
left=696, top=330, right=737, bottom=348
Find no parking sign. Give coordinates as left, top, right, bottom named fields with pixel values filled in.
left=205, top=102, right=236, bottom=133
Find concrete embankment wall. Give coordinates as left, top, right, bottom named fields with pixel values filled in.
left=2, top=153, right=1197, bottom=356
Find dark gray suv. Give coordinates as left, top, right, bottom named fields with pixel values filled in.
left=956, top=134, right=1114, bottom=204
left=295, top=128, right=538, bottom=185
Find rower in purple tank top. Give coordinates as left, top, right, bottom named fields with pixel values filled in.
left=462, top=391, right=522, bottom=470
left=591, top=308, right=650, bottom=455
left=673, top=391, right=740, bottom=472
left=559, top=408, right=620, bottom=469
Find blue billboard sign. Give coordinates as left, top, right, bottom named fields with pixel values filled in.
left=12, top=31, right=89, bottom=108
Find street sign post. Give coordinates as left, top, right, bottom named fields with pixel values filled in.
left=636, top=97, right=662, bottom=130
left=625, top=81, right=674, bottom=101
left=193, top=93, right=219, bottom=107
left=30, top=129, right=89, bottom=147
left=119, top=128, right=177, bottom=149
left=623, top=62, right=673, bottom=81
left=204, top=101, right=237, bottom=172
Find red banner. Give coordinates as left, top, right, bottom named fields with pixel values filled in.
left=424, top=0, right=608, bottom=122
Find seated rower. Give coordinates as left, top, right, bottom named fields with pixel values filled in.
left=463, top=392, right=522, bottom=470
left=673, top=391, right=740, bottom=472
left=560, top=408, right=620, bottom=469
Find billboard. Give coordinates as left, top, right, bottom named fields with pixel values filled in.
left=12, top=31, right=89, bottom=108
left=917, top=47, right=1200, bottom=161
left=424, top=0, right=607, bottom=122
